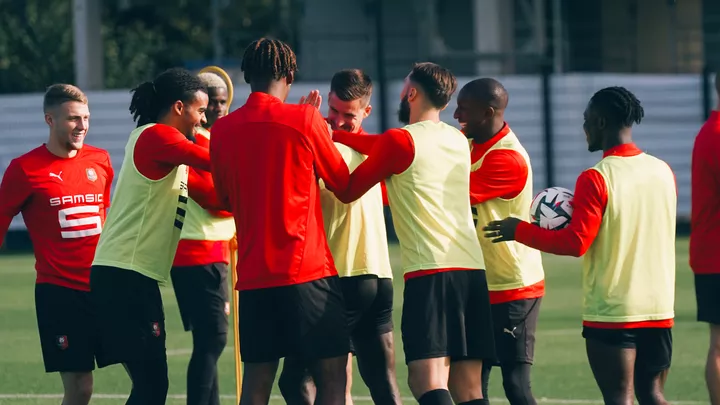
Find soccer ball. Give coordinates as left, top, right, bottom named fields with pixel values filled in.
left=529, top=187, right=574, bottom=230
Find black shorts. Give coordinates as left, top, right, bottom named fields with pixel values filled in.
left=341, top=274, right=394, bottom=339
left=35, top=283, right=96, bottom=373
left=238, top=276, right=350, bottom=363
left=695, top=274, right=720, bottom=325
left=488, top=297, right=542, bottom=366
left=171, top=263, right=229, bottom=334
left=582, top=327, right=673, bottom=373
left=401, top=270, right=496, bottom=364
left=90, top=265, right=166, bottom=368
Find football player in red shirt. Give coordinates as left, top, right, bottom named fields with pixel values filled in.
left=0, top=84, right=114, bottom=405
left=690, top=71, right=720, bottom=405
left=209, top=38, right=351, bottom=405
left=278, top=70, right=402, bottom=405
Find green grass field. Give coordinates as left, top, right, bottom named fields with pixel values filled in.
left=0, top=238, right=710, bottom=404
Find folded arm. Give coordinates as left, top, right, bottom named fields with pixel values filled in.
left=470, top=149, right=528, bottom=205
left=134, top=124, right=211, bottom=181
left=332, top=130, right=381, bottom=155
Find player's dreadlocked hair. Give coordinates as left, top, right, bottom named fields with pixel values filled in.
left=590, top=86, right=645, bottom=128
left=129, top=68, right=207, bottom=127
left=240, top=38, right=298, bottom=85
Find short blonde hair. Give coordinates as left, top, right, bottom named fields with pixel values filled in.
left=197, top=72, right=227, bottom=91
left=43, top=84, right=88, bottom=112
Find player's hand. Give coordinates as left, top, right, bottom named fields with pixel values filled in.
left=299, top=90, right=322, bottom=110
left=483, top=217, right=522, bottom=243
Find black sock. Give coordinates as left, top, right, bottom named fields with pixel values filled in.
left=418, top=389, right=454, bottom=405
left=459, top=399, right=489, bottom=405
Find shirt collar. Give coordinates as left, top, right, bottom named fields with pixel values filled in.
left=246, top=92, right=283, bottom=105
left=471, top=123, right=511, bottom=156
left=603, top=143, right=643, bottom=158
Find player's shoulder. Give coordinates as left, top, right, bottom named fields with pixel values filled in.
left=9, top=145, right=51, bottom=169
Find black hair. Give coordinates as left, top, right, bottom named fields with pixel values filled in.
left=330, top=69, right=373, bottom=104
left=408, top=62, right=457, bottom=109
left=129, top=67, right=207, bottom=127
left=461, top=78, right=509, bottom=110
left=590, top=86, right=645, bottom=128
left=240, top=38, right=298, bottom=85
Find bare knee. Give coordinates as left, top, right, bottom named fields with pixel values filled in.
left=407, top=358, right=450, bottom=400
left=448, top=359, right=483, bottom=403
left=60, top=372, right=93, bottom=405
left=309, top=355, right=348, bottom=405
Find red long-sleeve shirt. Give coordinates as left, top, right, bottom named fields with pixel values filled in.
left=470, top=124, right=544, bottom=303
left=173, top=131, right=233, bottom=267
left=690, top=111, right=720, bottom=274
left=515, top=143, right=673, bottom=329
left=210, top=92, right=350, bottom=290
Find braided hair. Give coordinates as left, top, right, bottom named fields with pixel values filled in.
left=590, top=86, right=644, bottom=128
left=240, top=38, right=298, bottom=85
left=129, top=68, right=207, bottom=127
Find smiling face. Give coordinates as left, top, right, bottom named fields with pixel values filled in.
left=205, top=87, right=228, bottom=127
left=453, top=88, right=493, bottom=140
left=326, top=92, right=371, bottom=133
left=45, top=101, right=90, bottom=153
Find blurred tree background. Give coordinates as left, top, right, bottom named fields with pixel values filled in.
left=0, top=0, right=302, bottom=93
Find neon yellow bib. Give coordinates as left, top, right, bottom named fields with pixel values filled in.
left=93, top=123, right=189, bottom=283
left=385, top=121, right=485, bottom=274
left=471, top=131, right=544, bottom=291
left=582, top=152, right=676, bottom=322
left=320, top=143, right=392, bottom=279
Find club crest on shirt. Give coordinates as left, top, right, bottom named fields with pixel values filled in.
left=86, top=168, right=97, bottom=182
left=56, top=335, right=68, bottom=350
left=151, top=322, right=161, bottom=337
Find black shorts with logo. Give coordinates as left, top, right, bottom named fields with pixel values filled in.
left=695, top=274, right=720, bottom=325
left=582, top=326, right=673, bottom=373
left=341, top=274, right=394, bottom=345
left=171, top=263, right=229, bottom=334
left=35, top=283, right=97, bottom=373
left=488, top=297, right=542, bottom=366
left=401, top=269, right=496, bottom=364
left=238, top=275, right=351, bottom=363
left=90, top=265, right=166, bottom=368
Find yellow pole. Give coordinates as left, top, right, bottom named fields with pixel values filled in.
left=229, top=234, right=242, bottom=403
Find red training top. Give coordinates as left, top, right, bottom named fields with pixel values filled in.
left=209, top=92, right=350, bottom=290
left=0, top=145, right=113, bottom=291
left=690, top=111, right=720, bottom=275
left=515, top=143, right=674, bottom=329
left=173, top=131, right=233, bottom=267
left=469, top=123, right=544, bottom=304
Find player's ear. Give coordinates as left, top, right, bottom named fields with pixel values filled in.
left=44, top=113, right=53, bottom=127
left=171, top=100, right=184, bottom=116
left=286, top=71, right=295, bottom=86
left=364, top=104, right=372, bottom=118
left=597, top=116, right=606, bottom=130
left=407, top=87, right=418, bottom=102
left=486, top=106, right=496, bottom=119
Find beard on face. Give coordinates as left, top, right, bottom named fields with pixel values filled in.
left=397, top=95, right=411, bottom=124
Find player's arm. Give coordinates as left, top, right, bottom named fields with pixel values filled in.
left=134, top=125, right=211, bottom=176
left=512, top=169, right=607, bottom=257
left=334, top=128, right=414, bottom=204
left=187, top=168, right=232, bottom=215
left=470, top=150, right=528, bottom=204
left=103, top=152, right=115, bottom=211
left=0, top=161, right=32, bottom=246
left=306, top=108, right=350, bottom=192
left=332, top=130, right=380, bottom=155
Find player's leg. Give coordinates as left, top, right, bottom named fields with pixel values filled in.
left=289, top=276, right=351, bottom=405
left=695, top=273, right=720, bottom=405
left=583, top=327, right=637, bottom=405
left=172, top=264, right=230, bottom=405
left=35, top=284, right=95, bottom=405
left=496, top=298, right=542, bottom=405
left=448, top=270, right=496, bottom=405
left=238, top=286, right=285, bottom=405
left=633, top=328, right=672, bottom=405
left=351, top=276, right=402, bottom=405
left=402, top=273, right=454, bottom=404
left=91, top=266, right=169, bottom=404
left=481, top=362, right=492, bottom=400
left=278, top=357, right=315, bottom=405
